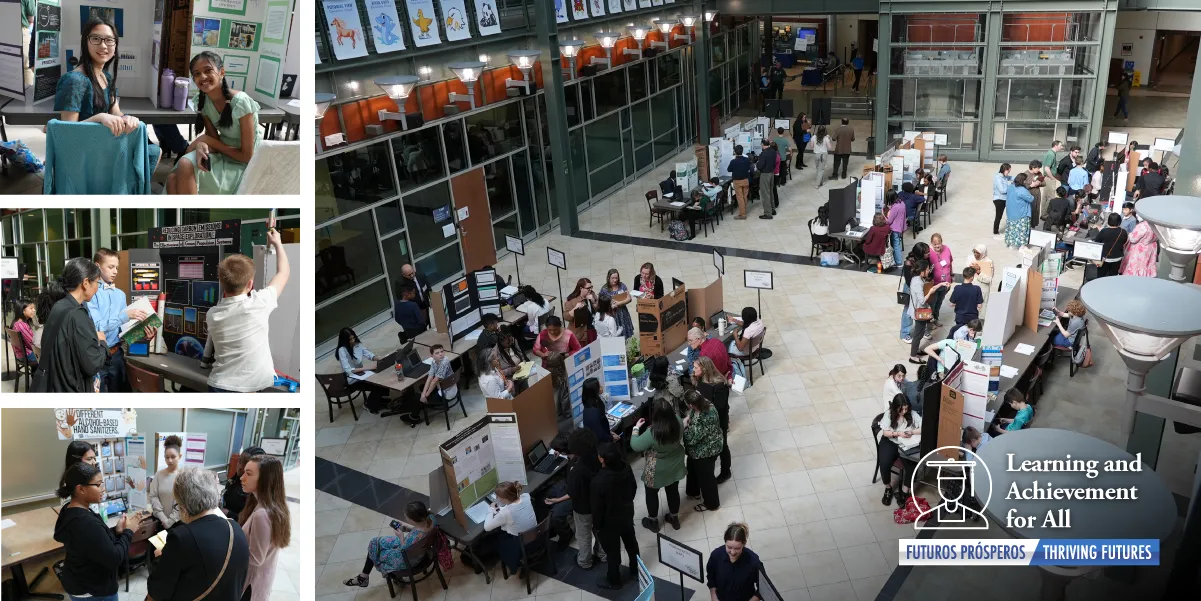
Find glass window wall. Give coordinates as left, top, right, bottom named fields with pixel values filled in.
left=316, top=212, right=384, bottom=304
left=316, top=144, right=397, bottom=220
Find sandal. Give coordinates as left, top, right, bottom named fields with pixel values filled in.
left=694, top=504, right=711, bottom=513
left=908, top=357, right=925, bottom=365
left=344, top=575, right=368, bottom=588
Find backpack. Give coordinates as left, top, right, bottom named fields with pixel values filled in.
left=668, top=220, right=689, bottom=241
left=893, top=495, right=932, bottom=525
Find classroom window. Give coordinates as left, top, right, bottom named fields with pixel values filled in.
left=401, top=181, right=457, bottom=258
left=594, top=69, right=627, bottom=116
left=315, top=280, right=391, bottom=346
left=380, top=235, right=411, bottom=295
left=393, top=127, right=447, bottom=194
left=585, top=113, right=622, bottom=168
left=21, top=211, right=43, bottom=243
left=492, top=213, right=519, bottom=253
left=155, top=209, right=178, bottom=228
left=443, top=120, right=469, bottom=175
left=415, top=244, right=465, bottom=290
left=315, top=144, right=398, bottom=219
left=465, top=102, right=524, bottom=163
left=485, top=157, right=516, bottom=219
left=375, top=200, right=405, bottom=237
left=120, top=209, right=155, bottom=233
left=315, top=212, right=385, bottom=305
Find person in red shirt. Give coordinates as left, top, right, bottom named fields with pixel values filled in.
left=927, top=233, right=954, bottom=328
left=688, top=328, right=732, bottom=379
left=860, top=213, right=891, bottom=272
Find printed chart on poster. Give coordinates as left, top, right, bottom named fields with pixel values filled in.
left=600, top=337, right=630, bottom=401
left=568, top=341, right=603, bottom=425
left=440, top=413, right=525, bottom=514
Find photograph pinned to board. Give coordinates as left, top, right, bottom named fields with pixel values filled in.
left=225, top=74, right=246, bottom=91
left=35, top=32, right=59, bottom=69
left=475, top=0, right=501, bottom=35
left=442, top=0, right=471, bottom=42
left=227, top=21, right=260, bottom=51
left=80, top=6, right=124, bottom=37
left=323, top=0, right=369, bottom=59
left=366, top=0, right=406, bottom=53
left=404, top=0, right=442, bottom=47
left=254, top=54, right=281, bottom=97
left=193, top=18, right=222, bottom=47
left=208, top=0, right=247, bottom=16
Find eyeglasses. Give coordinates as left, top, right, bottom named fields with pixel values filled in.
left=84, top=482, right=104, bottom=488
left=88, top=36, right=117, bottom=47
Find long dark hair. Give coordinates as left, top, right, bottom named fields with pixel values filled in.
left=11, top=298, right=34, bottom=327
left=888, top=393, right=914, bottom=430
left=64, top=441, right=95, bottom=472
left=739, top=306, right=758, bottom=340
left=582, top=378, right=604, bottom=410
left=52, top=258, right=101, bottom=296
left=190, top=51, right=234, bottom=128
left=520, top=285, right=544, bottom=307
left=57, top=462, right=100, bottom=500
left=649, top=398, right=681, bottom=445
left=906, top=242, right=930, bottom=265
left=79, top=18, right=119, bottom=115
left=239, top=455, right=291, bottom=549
left=336, top=327, right=360, bottom=363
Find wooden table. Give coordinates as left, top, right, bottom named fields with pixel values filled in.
left=358, top=345, right=461, bottom=394
left=0, top=507, right=66, bottom=600
left=125, top=353, right=291, bottom=392
left=1, top=97, right=284, bottom=126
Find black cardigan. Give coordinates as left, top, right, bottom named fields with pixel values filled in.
left=147, top=514, right=249, bottom=601
left=53, top=506, right=133, bottom=596
left=31, top=294, right=107, bottom=392
left=632, top=274, right=665, bottom=299
left=589, top=463, right=637, bottom=531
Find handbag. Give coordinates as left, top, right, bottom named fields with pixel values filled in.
left=882, top=243, right=896, bottom=270
left=192, top=518, right=235, bottom=601
left=914, top=307, right=934, bottom=322
left=896, top=277, right=910, bottom=306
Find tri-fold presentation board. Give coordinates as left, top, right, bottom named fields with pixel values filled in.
left=637, top=279, right=687, bottom=357
left=439, top=413, right=523, bottom=528
left=148, top=219, right=239, bottom=359
left=52, top=409, right=147, bottom=513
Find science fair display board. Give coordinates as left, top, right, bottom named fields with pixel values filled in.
left=149, top=219, right=240, bottom=360
left=253, top=242, right=301, bottom=380
left=637, top=279, right=687, bottom=357
left=600, top=336, right=631, bottom=402
left=52, top=409, right=144, bottom=513
left=190, top=0, right=296, bottom=107
left=439, top=413, right=524, bottom=527
left=569, top=339, right=603, bottom=426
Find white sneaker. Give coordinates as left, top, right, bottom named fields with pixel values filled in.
left=902, top=336, right=912, bottom=344
left=923, top=331, right=934, bottom=339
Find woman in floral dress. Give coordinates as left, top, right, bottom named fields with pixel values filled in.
left=1120, top=219, right=1159, bottom=277
left=598, top=269, right=635, bottom=340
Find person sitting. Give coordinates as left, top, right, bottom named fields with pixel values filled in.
left=482, top=482, right=539, bottom=574
left=393, top=285, right=428, bottom=340
left=660, top=170, right=684, bottom=200
left=953, top=319, right=983, bottom=343
left=876, top=394, right=922, bottom=506
left=1043, top=186, right=1074, bottom=232
left=478, top=348, right=515, bottom=400
left=9, top=298, right=37, bottom=363
left=809, top=205, right=832, bottom=244
left=899, top=182, right=926, bottom=231
left=882, top=364, right=921, bottom=415
left=687, top=327, right=732, bottom=379
left=920, top=336, right=962, bottom=379
left=1135, top=162, right=1165, bottom=198
left=1052, top=299, right=1087, bottom=349
left=515, top=285, right=553, bottom=341
left=726, top=307, right=764, bottom=359
left=335, top=327, right=388, bottom=412
left=494, top=327, right=528, bottom=378
left=991, top=389, right=1032, bottom=435
left=418, top=344, right=457, bottom=406
left=706, top=523, right=762, bottom=601
left=344, top=501, right=441, bottom=588
left=948, top=267, right=983, bottom=327
left=860, top=213, right=891, bottom=272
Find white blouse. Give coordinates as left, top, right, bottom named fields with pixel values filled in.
left=593, top=314, right=623, bottom=338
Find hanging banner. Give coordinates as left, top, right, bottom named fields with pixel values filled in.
left=651, top=0, right=663, bottom=6
left=571, top=0, right=587, bottom=20
left=366, top=0, right=406, bottom=53
left=589, top=0, right=604, bottom=17
left=608, top=0, right=621, bottom=14
left=441, top=0, right=471, bottom=42
left=404, top=0, right=442, bottom=47
left=55, top=409, right=138, bottom=440
left=555, top=0, right=568, bottom=23
left=321, top=0, right=368, bottom=60
left=474, top=0, right=500, bottom=36
left=624, top=0, right=636, bottom=10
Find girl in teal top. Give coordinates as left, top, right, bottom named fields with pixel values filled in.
left=166, top=51, right=261, bottom=194
left=55, top=18, right=161, bottom=170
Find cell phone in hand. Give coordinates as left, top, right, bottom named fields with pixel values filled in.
left=200, top=155, right=211, bottom=172
left=390, top=519, right=409, bottom=531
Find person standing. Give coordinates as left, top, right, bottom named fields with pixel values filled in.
left=991, top=163, right=1012, bottom=236
left=755, top=140, right=777, bottom=220
left=908, top=260, right=947, bottom=362
left=706, top=523, right=762, bottom=601
left=772, top=127, right=794, bottom=184
left=30, top=258, right=108, bottom=393
left=1114, top=72, right=1131, bottom=121
left=811, top=125, right=831, bottom=188
left=927, top=234, right=953, bottom=328
left=767, top=60, right=785, bottom=100
left=1004, top=173, right=1035, bottom=249
left=682, top=390, right=723, bottom=512
left=728, top=145, right=752, bottom=220
left=630, top=399, right=686, bottom=533
left=564, top=429, right=607, bottom=569
left=239, top=455, right=292, bottom=601
left=1120, top=218, right=1159, bottom=278
left=1039, top=141, right=1064, bottom=224
left=149, top=435, right=183, bottom=528
left=399, top=264, right=433, bottom=312
left=693, top=356, right=732, bottom=483
left=851, top=49, right=865, bottom=93
left=88, top=248, right=156, bottom=392
left=54, top=463, right=142, bottom=601
left=1094, top=213, right=1129, bottom=278
left=793, top=113, right=811, bottom=170
left=885, top=190, right=906, bottom=267
left=831, top=118, right=854, bottom=180
left=592, top=442, right=639, bottom=590
left=598, top=269, right=635, bottom=338
left=633, top=263, right=665, bottom=299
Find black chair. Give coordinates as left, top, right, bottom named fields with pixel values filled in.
left=5, top=328, right=37, bottom=392
left=734, top=330, right=768, bottom=385
left=1050, top=320, right=1088, bottom=378
left=870, top=412, right=884, bottom=483
left=123, top=517, right=158, bottom=591
left=646, top=190, right=672, bottom=231
left=384, top=530, right=449, bottom=599
left=423, top=370, right=467, bottom=430
left=500, top=517, right=556, bottom=595
left=316, top=373, right=361, bottom=423
left=937, top=173, right=950, bottom=206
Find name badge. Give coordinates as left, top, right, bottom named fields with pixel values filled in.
left=939, top=260, right=947, bottom=267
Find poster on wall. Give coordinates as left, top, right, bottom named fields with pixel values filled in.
left=125, top=436, right=148, bottom=510
left=608, top=0, right=621, bottom=14
left=366, top=0, right=406, bottom=52
left=474, top=0, right=501, bottom=36
left=193, top=18, right=221, bottom=47
left=208, top=0, right=246, bottom=16
left=79, top=6, right=124, bottom=36
left=227, top=20, right=260, bottom=51
left=555, top=0, right=568, bottom=23
left=55, top=409, right=138, bottom=440
left=624, top=0, right=636, bottom=10
left=570, top=0, right=587, bottom=20
left=404, top=0, right=442, bottom=47
left=589, top=0, right=604, bottom=17
left=637, top=0, right=650, bottom=8
left=442, top=0, right=471, bottom=42
left=322, top=0, right=368, bottom=59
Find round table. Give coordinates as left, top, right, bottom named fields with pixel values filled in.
left=975, top=428, right=1177, bottom=600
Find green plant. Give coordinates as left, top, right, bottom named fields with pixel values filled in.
left=626, top=336, right=640, bottom=365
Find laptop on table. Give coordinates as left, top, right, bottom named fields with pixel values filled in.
left=526, top=440, right=566, bottom=474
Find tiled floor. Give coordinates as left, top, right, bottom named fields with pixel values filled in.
left=316, top=139, right=1199, bottom=601
left=9, top=467, right=302, bottom=601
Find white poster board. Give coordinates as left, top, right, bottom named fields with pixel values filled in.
left=125, top=436, right=149, bottom=510
left=183, top=433, right=207, bottom=466
left=759, top=568, right=783, bottom=601
left=1107, top=131, right=1128, bottom=145
left=259, top=437, right=287, bottom=455
left=657, top=534, right=704, bottom=582
left=600, top=336, right=630, bottom=401
left=154, top=432, right=188, bottom=472
left=744, top=270, right=773, bottom=290
left=859, top=177, right=878, bottom=225
left=568, top=340, right=603, bottom=426
left=505, top=235, right=524, bottom=255
left=1074, top=241, right=1102, bottom=261
left=1026, top=229, right=1056, bottom=251
left=1, top=257, right=18, bottom=279
left=1152, top=137, right=1174, bottom=152
left=547, top=247, right=566, bottom=270
left=713, top=250, right=724, bottom=275
left=55, top=409, right=138, bottom=440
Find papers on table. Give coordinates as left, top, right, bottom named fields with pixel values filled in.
left=0, top=518, right=15, bottom=530
left=464, top=329, right=483, bottom=341
left=999, top=365, right=1019, bottom=379
left=984, top=410, right=996, bottom=425
left=680, top=347, right=690, bottom=357
left=500, top=285, right=519, bottom=298
left=465, top=500, right=492, bottom=524
left=513, top=361, right=535, bottom=380
left=422, top=358, right=434, bottom=365
left=669, top=201, right=686, bottom=207
left=897, top=433, right=922, bottom=451
left=1014, top=344, right=1036, bottom=356
left=348, top=371, right=375, bottom=381
left=663, top=192, right=675, bottom=198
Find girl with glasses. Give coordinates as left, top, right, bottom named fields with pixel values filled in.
left=54, top=462, right=146, bottom=601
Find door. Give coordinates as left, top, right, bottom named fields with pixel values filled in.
left=450, top=167, right=496, bottom=273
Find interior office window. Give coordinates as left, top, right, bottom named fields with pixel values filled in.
left=891, top=47, right=982, bottom=76
left=997, top=79, right=1060, bottom=119
left=492, top=213, right=520, bottom=252
left=120, top=209, right=155, bottom=233
left=594, top=70, right=627, bottom=116
left=393, top=127, right=447, bottom=193
left=1061, top=79, right=1094, bottom=119
left=651, top=90, right=675, bottom=139
left=414, top=244, right=464, bottom=291
left=659, top=52, right=681, bottom=88
left=993, top=122, right=1056, bottom=151
left=585, top=113, right=622, bottom=168
left=44, top=209, right=64, bottom=241
left=401, top=181, right=456, bottom=258
left=443, top=121, right=469, bottom=175
left=892, top=14, right=985, bottom=44
left=315, top=280, right=391, bottom=346
left=628, top=62, right=647, bottom=101
left=914, top=79, right=971, bottom=118
left=465, top=102, right=524, bottom=164
left=380, top=235, right=412, bottom=295
left=564, top=83, right=582, bottom=127
left=21, top=211, right=43, bottom=243
left=485, top=157, right=516, bottom=218
left=155, top=209, right=178, bottom=228
left=375, top=199, right=405, bottom=236
left=1001, top=12, right=1101, bottom=43
left=570, top=128, right=589, bottom=206
left=512, top=151, right=537, bottom=235
left=316, top=143, right=397, bottom=218
left=632, top=100, right=652, bottom=146
left=315, top=211, right=385, bottom=305
left=580, top=80, right=596, bottom=122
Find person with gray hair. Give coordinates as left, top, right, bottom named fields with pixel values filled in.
left=478, top=347, right=514, bottom=399
left=687, top=326, right=732, bottom=380
left=148, top=466, right=250, bottom=601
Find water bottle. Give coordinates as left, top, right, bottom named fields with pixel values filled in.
left=395, top=358, right=403, bottom=381
left=159, top=69, right=175, bottom=108
left=173, top=78, right=190, bottom=111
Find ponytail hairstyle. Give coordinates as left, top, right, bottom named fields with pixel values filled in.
left=78, top=18, right=120, bottom=115
left=723, top=522, right=750, bottom=544
left=189, top=51, right=234, bottom=128
left=57, top=462, right=100, bottom=499
left=64, top=441, right=95, bottom=472
left=494, top=481, right=524, bottom=503
left=57, top=258, right=102, bottom=294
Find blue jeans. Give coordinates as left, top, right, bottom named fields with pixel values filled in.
left=1053, top=332, right=1072, bottom=348
left=99, top=347, right=125, bottom=393
left=890, top=231, right=904, bottom=266
left=71, top=595, right=118, bottom=601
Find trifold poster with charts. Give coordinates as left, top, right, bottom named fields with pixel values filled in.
left=600, top=337, right=631, bottom=401
left=366, top=0, right=406, bottom=53
left=568, top=340, right=604, bottom=426
left=404, top=0, right=442, bottom=47
left=440, top=414, right=524, bottom=526
left=322, top=0, right=368, bottom=60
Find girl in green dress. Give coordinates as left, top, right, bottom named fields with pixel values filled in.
left=166, top=51, right=261, bottom=194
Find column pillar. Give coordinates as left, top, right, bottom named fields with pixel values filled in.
left=873, top=10, right=890, bottom=149
left=1088, top=7, right=1118, bottom=149
left=978, top=9, right=1003, bottom=161
left=535, top=0, right=578, bottom=236
left=693, top=0, right=712, bottom=143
